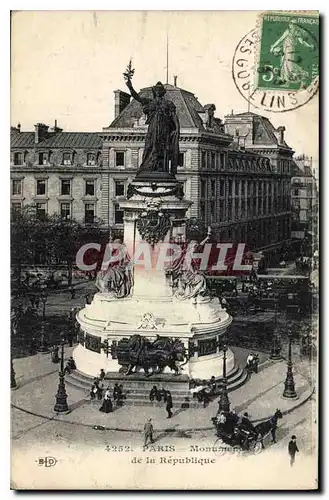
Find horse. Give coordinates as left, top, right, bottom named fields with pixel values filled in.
left=254, top=409, right=283, bottom=446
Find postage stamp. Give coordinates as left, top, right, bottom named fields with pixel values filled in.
left=232, top=11, right=319, bottom=113
left=256, top=12, right=319, bottom=91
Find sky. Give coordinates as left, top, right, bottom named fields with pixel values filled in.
left=10, top=10, right=318, bottom=170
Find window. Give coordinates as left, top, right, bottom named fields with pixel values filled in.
left=228, top=180, right=233, bottom=196
left=61, top=179, right=71, bottom=196
left=201, top=151, right=207, bottom=169
left=36, top=179, right=46, bottom=196
left=210, top=180, right=216, bottom=198
left=115, top=180, right=125, bottom=197
left=14, top=152, right=23, bottom=165
left=63, top=153, right=72, bottom=165
left=294, top=189, right=299, bottom=196
left=220, top=180, right=225, bottom=197
left=36, top=203, right=46, bottom=219
left=85, top=203, right=95, bottom=224
left=115, top=151, right=125, bottom=167
left=201, top=179, right=206, bottom=198
left=178, top=152, right=185, bottom=167
left=114, top=204, right=124, bottom=224
left=87, top=153, right=96, bottom=166
left=11, top=202, right=21, bottom=213
left=60, top=203, right=71, bottom=219
left=39, top=152, right=48, bottom=165
left=235, top=182, right=240, bottom=196
left=220, top=153, right=225, bottom=169
left=85, top=180, right=95, bottom=196
left=12, top=179, right=22, bottom=195
left=228, top=200, right=233, bottom=220
left=211, top=152, right=216, bottom=169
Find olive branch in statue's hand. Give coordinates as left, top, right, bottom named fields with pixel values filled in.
left=123, top=60, right=135, bottom=83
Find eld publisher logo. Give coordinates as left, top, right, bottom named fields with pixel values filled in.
left=35, top=457, right=57, bottom=467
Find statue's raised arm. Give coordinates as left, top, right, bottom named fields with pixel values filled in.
left=123, top=60, right=148, bottom=105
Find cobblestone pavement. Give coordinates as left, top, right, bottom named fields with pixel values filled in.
left=11, top=347, right=315, bottom=433
left=11, top=343, right=317, bottom=490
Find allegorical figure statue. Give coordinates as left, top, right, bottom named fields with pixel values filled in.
left=123, top=61, right=180, bottom=177
left=95, top=240, right=133, bottom=298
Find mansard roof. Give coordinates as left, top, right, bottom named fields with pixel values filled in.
left=11, top=130, right=102, bottom=149
left=232, top=111, right=291, bottom=149
left=109, top=83, right=223, bottom=133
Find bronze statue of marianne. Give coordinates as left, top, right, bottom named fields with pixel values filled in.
left=123, top=61, right=180, bottom=178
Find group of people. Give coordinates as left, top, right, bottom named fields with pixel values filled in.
left=149, top=386, right=173, bottom=418
left=90, top=370, right=126, bottom=413
left=50, top=347, right=77, bottom=374
left=216, top=409, right=254, bottom=432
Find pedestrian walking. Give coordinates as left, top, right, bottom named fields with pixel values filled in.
left=69, top=286, right=76, bottom=299
left=99, top=369, right=106, bottom=381
left=144, top=418, right=154, bottom=446
left=288, top=435, right=299, bottom=467
left=165, top=390, right=173, bottom=418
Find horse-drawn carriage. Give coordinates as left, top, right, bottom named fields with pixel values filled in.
left=212, top=409, right=283, bottom=455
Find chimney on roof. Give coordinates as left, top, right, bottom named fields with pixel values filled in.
left=174, top=75, right=177, bottom=87
left=34, top=123, right=49, bottom=144
left=114, top=90, right=131, bottom=119
left=276, top=126, right=286, bottom=145
left=50, top=119, right=63, bottom=134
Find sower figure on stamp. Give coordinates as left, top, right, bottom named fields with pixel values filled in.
left=123, top=60, right=180, bottom=177
left=144, top=418, right=154, bottom=446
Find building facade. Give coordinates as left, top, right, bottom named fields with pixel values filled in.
left=291, top=155, right=318, bottom=239
left=11, top=122, right=102, bottom=223
left=100, top=84, right=293, bottom=252
left=11, top=82, right=294, bottom=255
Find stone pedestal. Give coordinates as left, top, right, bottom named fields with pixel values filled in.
left=74, top=178, right=235, bottom=381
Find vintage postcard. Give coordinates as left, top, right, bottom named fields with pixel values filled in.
left=10, top=10, right=319, bottom=490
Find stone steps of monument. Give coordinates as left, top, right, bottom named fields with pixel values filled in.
left=66, top=365, right=249, bottom=408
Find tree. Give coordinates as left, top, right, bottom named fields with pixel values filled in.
left=11, top=205, right=105, bottom=287
left=48, top=215, right=104, bottom=286
left=11, top=205, right=51, bottom=286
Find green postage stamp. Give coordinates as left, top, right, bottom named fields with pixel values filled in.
left=256, top=12, right=319, bottom=92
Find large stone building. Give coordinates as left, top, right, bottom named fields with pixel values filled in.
left=290, top=155, right=318, bottom=239
left=11, top=122, right=102, bottom=223
left=11, top=81, right=294, bottom=256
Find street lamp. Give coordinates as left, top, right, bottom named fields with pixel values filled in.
left=283, top=328, right=298, bottom=399
left=37, top=288, right=48, bottom=352
left=54, top=337, right=69, bottom=413
left=218, top=344, right=231, bottom=414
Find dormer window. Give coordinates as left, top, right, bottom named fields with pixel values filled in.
left=87, top=153, right=96, bottom=166
left=14, top=152, right=23, bottom=165
left=62, top=152, right=72, bottom=165
left=38, top=152, right=48, bottom=165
